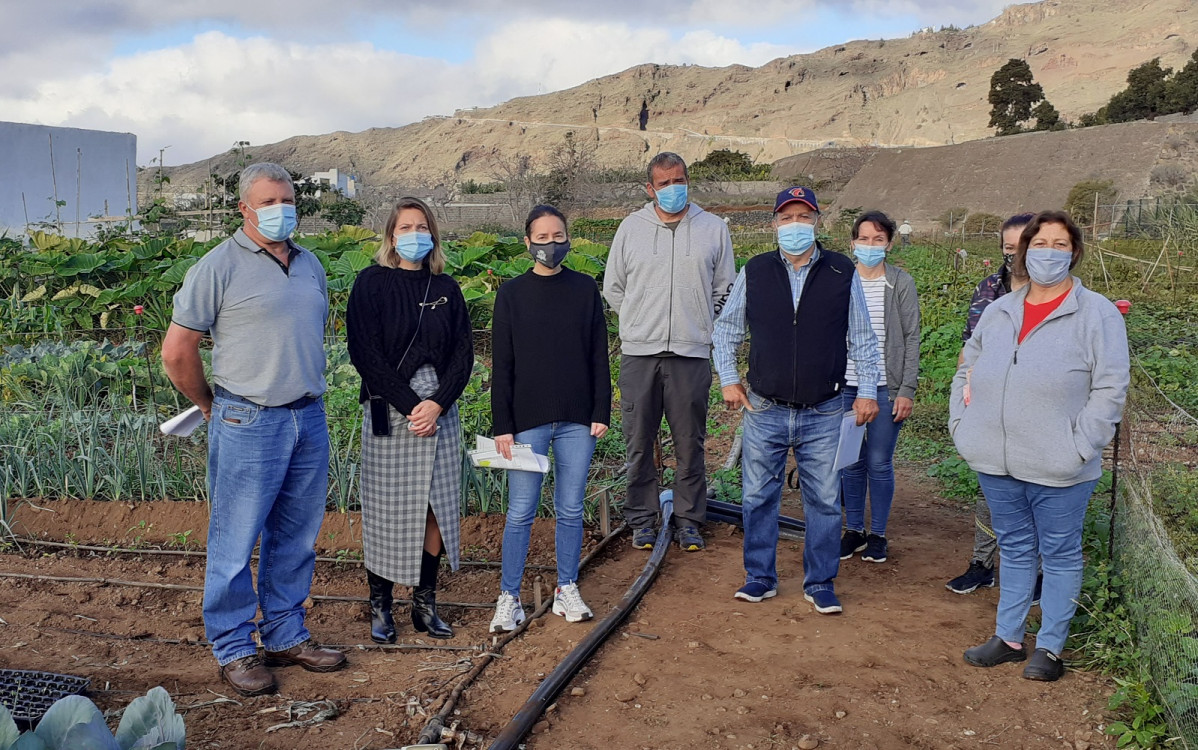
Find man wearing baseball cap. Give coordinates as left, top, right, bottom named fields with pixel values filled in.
left=713, top=186, right=881, bottom=614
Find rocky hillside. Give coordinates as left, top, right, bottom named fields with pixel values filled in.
left=163, top=0, right=1198, bottom=190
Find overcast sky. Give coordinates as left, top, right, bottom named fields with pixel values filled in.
left=0, top=0, right=1011, bottom=165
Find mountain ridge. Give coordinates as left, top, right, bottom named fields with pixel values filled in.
left=162, top=0, right=1198, bottom=191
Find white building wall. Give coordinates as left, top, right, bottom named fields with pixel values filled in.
left=0, top=121, right=138, bottom=238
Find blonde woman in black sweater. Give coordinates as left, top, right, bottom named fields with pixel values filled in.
left=488, top=205, right=612, bottom=633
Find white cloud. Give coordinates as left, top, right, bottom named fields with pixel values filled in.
left=2, top=19, right=801, bottom=165
left=1, top=0, right=1013, bottom=165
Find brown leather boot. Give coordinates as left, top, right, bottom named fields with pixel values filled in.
left=263, top=641, right=347, bottom=672
left=219, top=655, right=276, bottom=696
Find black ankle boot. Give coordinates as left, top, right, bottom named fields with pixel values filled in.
left=366, top=569, right=396, bottom=644
left=411, top=551, right=454, bottom=639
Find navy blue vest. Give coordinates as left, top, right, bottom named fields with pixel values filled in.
left=744, top=247, right=855, bottom=405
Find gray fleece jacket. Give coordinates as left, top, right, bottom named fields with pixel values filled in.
left=881, top=262, right=921, bottom=400
left=603, top=202, right=736, bottom=358
left=949, top=277, right=1129, bottom=487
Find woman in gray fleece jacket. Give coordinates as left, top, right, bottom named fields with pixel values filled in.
left=949, top=211, right=1129, bottom=682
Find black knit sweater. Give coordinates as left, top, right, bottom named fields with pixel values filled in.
left=346, top=265, right=473, bottom=414
left=490, top=268, right=612, bottom=435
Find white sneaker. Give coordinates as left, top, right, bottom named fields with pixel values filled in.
left=552, top=582, right=594, bottom=623
left=489, top=592, right=525, bottom=633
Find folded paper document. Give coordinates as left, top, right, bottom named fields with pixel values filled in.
left=468, top=435, right=550, bottom=473
left=160, top=405, right=205, bottom=437
left=833, top=412, right=866, bottom=472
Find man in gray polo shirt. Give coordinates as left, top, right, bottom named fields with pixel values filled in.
left=162, top=162, right=346, bottom=696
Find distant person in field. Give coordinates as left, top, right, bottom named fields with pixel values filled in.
left=162, top=162, right=346, bottom=696
left=347, top=197, right=473, bottom=643
left=952, top=211, right=1129, bottom=682
left=837, top=211, right=920, bottom=567
left=946, top=213, right=1034, bottom=596
left=488, top=205, right=611, bottom=633
left=714, top=186, right=880, bottom=615
left=898, top=219, right=913, bottom=247
left=603, top=152, right=736, bottom=553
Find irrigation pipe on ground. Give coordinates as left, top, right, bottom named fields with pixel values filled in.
left=0, top=572, right=509, bottom=610
left=415, top=522, right=629, bottom=745
left=10, top=538, right=554, bottom=571
left=485, top=496, right=675, bottom=750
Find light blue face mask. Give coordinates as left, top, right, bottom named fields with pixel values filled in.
left=395, top=231, right=435, bottom=262
left=777, top=222, right=816, bottom=255
left=853, top=244, right=887, bottom=268
left=253, top=203, right=298, bottom=242
left=1024, top=248, right=1072, bottom=285
left=653, top=183, right=688, bottom=214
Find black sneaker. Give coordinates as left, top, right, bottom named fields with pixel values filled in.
left=631, top=527, right=656, bottom=550
left=1022, top=648, right=1065, bottom=681
left=946, top=561, right=995, bottom=594
left=676, top=526, right=705, bottom=551
left=964, top=636, right=1027, bottom=668
left=839, top=529, right=867, bottom=560
left=861, top=534, right=888, bottom=563
left=1031, top=572, right=1043, bottom=607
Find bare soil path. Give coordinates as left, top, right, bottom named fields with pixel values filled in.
left=0, top=467, right=1113, bottom=749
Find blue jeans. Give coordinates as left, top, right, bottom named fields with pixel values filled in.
left=501, top=421, right=596, bottom=596
left=740, top=391, right=844, bottom=594
left=204, top=395, right=329, bottom=665
left=977, top=473, right=1099, bottom=655
left=840, top=385, right=902, bottom=536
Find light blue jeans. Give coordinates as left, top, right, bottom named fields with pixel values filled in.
left=977, top=473, right=1100, bottom=655
left=740, top=391, right=844, bottom=594
left=204, top=394, right=329, bottom=665
left=500, top=421, right=596, bottom=596
left=841, top=385, right=903, bottom=536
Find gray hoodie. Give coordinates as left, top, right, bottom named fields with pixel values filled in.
left=603, top=202, right=736, bottom=358
left=949, top=277, right=1129, bottom=487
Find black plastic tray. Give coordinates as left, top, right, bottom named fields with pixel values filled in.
left=0, top=669, right=91, bottom=724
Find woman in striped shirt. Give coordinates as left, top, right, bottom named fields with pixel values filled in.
left=839, top=211, right=921, bottom=564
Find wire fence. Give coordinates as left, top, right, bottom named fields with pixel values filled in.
left=1114, top=308, right=1198, bottom=747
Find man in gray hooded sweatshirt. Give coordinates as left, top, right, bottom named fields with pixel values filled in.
left=603, top=152, right=737, bottom=551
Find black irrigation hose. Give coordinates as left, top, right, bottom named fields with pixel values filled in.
left=705, top=507, right=804, bottom=543
left=415, top=522, right=629, bottom=745
left=706, top=499, right=806, bottom=533
left=486, top=498, right=675, bottom=750
left=12, top=538, right=555, bottom=571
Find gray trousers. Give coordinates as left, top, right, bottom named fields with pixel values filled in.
left=619, top=354, right=711, bottom=529
left=972, top=492, right=998, bottom=568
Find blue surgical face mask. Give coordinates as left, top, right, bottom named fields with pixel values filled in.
left=395, top=231, right=435, bottom=262
left=253, top=203, right=298, bottom=242
left=777, top=222, right=815, bottom=256
left=653, top=183, right=688, bottom=214
left=853, top=244, right=886, bottom=268
left=1024, top=248, right=1072, bottom=286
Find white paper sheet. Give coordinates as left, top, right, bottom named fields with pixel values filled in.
left=468, top=435, right=550, bottom=473
left=159, top=405, right=205, bottom=437
left=833, top=412, right=866, bottom=472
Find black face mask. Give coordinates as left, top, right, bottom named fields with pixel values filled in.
left=1003, top=253, right=1015, bottom=270
left=530, top=240, right=570, bottom=269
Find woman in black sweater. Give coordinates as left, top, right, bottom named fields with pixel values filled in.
left=488, top=205, right=612, bottom=633
left=346, top=197, right=473, bottom=642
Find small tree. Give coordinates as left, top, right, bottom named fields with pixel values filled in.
left=1104, top=58, right=1172, bottom=122
left=1031, top=100, right=1064, bottom=131
left=321, top=197, right=367, bottom=227
left=1165, top=49, right=1198, bottom=115
left=988, top=59, right=1045, bottom=136
left=1064, top=179, right=1117, bottom=226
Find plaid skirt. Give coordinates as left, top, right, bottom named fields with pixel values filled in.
left=359, top=364, right=462, bottom=586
